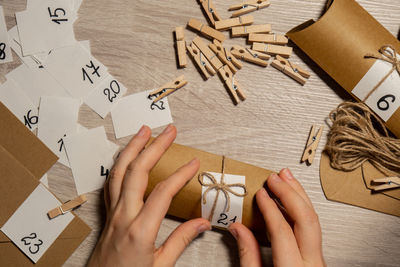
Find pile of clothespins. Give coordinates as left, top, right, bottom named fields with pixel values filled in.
left=174, top=0, right=311, bottom=105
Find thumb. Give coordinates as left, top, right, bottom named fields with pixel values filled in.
left=228, top=222, right=262, bottom=267
left=155, top=218, right=211, bottom=266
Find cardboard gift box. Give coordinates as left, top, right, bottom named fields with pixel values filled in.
left=287, top=0, right=400, bottom=137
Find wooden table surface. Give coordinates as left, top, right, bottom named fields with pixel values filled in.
left=1, top=0, right=400, bottom=266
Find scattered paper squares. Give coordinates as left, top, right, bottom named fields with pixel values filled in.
left=1, top=183, right=74, bottom=263
left=0, top=6, right=13, bottom=64
left=64, top=126, right=119, bottom=195
left=111, top=89, right=173, bottom=139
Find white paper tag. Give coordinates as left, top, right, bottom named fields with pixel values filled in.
left=0, top=6, right=13, bottom=64
left=352, top=54, right=400, bottom=122
left=37, top=96, right=80, bottom=167
left=64, top=126, right=119, bottom=195
left=201, top=172, right=245, bottom=228
left=0, top=79, right=38, bottom=130
left=1, top=183, right=74, bottom=263
left=84, top=75, right=128, bottom=118
left=44, top=42, right=108, bottom=99
left=15, top=0, right=77, bottom=56
left=111, top=89, right=173, bottom=139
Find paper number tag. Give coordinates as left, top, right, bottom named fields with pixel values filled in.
left=352, top=54, right=400, bottom=122
left=200, top=172, right=245, bottom=228
left=1, top=184, right=74, bottom=263
left=0, top=6, right=13, bottom=64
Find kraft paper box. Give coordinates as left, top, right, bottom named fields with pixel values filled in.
left=0, top=102, right=91, bottom=266
left=287, top=0, right=400, bottom=137
left=146, top=141, right=273, bottom=233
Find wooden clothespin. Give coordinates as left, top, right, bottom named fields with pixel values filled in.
left=214, top=15, right=254, bottom=31
left=248, top=33, right=288, bottom=45
left=187, top=42, right=216, bottom=79
left=231, top=24, right=271, bottom=37
left=218, top=65, right=246, bottom=105
left=192, top=36, right=223, bottom=71
left=175, top=27, right=187, bottom=68
left=48, top=195, right=87, bottom=219
left=301, top=125, right=324, bottom=165
left=271, top=55, right=311, bottom=85
left=252, top=42, right=293, bottom=58
left=199, top=0, right=222, bottom=26
left=209, top=39, right=241, bottom=74
left=370, top=177, right=400, bottom=191
left=187, top=18, right=226, bottom=43
left=230, top=45, right=270, bottom=67
left=148, top=75, right=188, bottom=103
left=228, top=0, right=271, bottom=17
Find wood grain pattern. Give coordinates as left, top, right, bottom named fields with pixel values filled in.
left=0, top=0, right=399, bottom=266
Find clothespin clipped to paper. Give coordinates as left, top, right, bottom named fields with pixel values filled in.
left=228, top=0, right=271, bottom=17
left=370, top=177, right=400, bottom=191
left=209, top=39, right=242, bottom=74
left=231, top=45, right=270, bottom=67
left=187, top=18, right=226, bottom=43
left=301, top=125, right=324, bottom=165
left=148, top=75, right=188, bottom=104
left=175, top=27, right=187, bottom=68
left=215, top=15, right=254, bottom=31
left=192, top=36, right=223, bottom=71
left=252, top=42, right=293, bottom=58
left=231, top=24, right=272, bottom=37
left=218, top=65, right=246, bottom=105
left=187, top=42, right=216, bottom=79
left=48, top=195, right=87, bottom=219
left=271, top=55, right=311, bottom=85
left=248, top=33, right=288, bottom=45
left=199, top=0, right=222, bottom=26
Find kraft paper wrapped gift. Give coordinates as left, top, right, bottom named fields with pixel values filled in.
left=0, top=102, right=91, bottom=266
left=287, top=0, right=400, bottom=137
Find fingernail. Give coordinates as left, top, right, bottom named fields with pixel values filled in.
left=270, top=173, right=282, bottom=183
left=283, top=168, right=294, bottom=180
left=188, top=158, right=198, bottom=165
left=136, top=125, right=147, bottom=136
left=258, top=187, right=268, bottom=197
left=198, top=223, right=210, bottom=234
left=228, top=228, right=238, bottom=239
left=163, top=124, right=174, bottom=134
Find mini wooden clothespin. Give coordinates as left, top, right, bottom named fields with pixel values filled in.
left=231, top=24, right=272, bottom=37
left=209, top=39, right=242, bottom=74
left=187, top=42, right=216, bottom=79
left=248, top=33, right=288, bottom=45
left=218, top=65, right=246, bottom=104
left=231, top=45, right=270, bottom=67
left=214, top=15, right=254, bottom=31
left=199, top=0, right=222, bottom=26
left=148, top=75, right=188, bottom=103
left=271, top=55, right=311, bottom=85
left=301, top=125, right=324, bottom=165
left=228, top=0, right=271, bottom=17
left=252, top=42, right=293, bottom=58
left=370, top=177, right=400, bottom=191
left=187, top=18, right=226, bottom=43
left=48, top=195, right=87, bottom=219
left=175, top=27, right=187, bottom=68
left=192, top=36, right=223, bottom=71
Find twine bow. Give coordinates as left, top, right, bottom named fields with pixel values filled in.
left=363, top=45, right=400, bottom=102
left=198, top=156, right=248, bottom=221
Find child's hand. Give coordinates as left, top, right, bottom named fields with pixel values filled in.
left=88, top=125, right=211, bottom=267
left=228, top=169, right=325, bottom=267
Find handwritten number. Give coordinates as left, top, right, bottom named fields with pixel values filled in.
left=148, top=94, right=166, bottom=110
left=230, top=216, right=237, bottom=223
left=24, top=110, right=38, bottom=129
left=217, top=213, right=229, bottom=225
left=82, top=60, right=101, bottom=84
left=21, top=233, right=43, bottom=255
left=48, top=7, right=68, bottom=24
left=0, top=43, right=6, bottom=60
left=377, top=94, right=396, bottom=111
left=57, top=134, right=67, bottom=152
left=103, top=80, right=121, bottom=103
left=101, top=165, right=109, bottom=178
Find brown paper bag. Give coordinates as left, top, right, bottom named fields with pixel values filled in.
left=287, top=0, right=400, bottom=137
left=146, top=142, right=274, bottom=232
left=0, top=102, right=91, bottom=266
